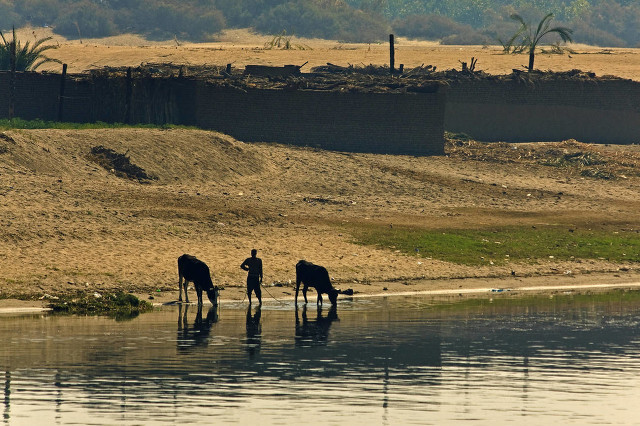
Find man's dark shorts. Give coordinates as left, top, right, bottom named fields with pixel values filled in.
left=247, top=275, right=261, bottom=293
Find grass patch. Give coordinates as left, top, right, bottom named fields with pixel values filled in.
left=49, top=292, right=153, bottom=320
left=349, top=224, right=640, bottom=265
left=0, top=118, right=197, bottom=130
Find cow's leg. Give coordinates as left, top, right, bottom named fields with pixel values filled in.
left=178, top=273, right=184, bottom=302
left=302, top=285, right=309, bottom=304
left=183, top=279, right=190, bottom=304
left=295, top=279, right=301, bottom=305
left=178, top=303, right=185, bottom=330
left=317, top=293, right=323, bottom=306
left=196, top=287, right=203, bottom=306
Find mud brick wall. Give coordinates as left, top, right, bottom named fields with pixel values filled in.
left=2, top=71, right=639, bottom=148
left=445, top=79, right=640, bottom=144
left=0, top=72, right=446, bottom=155
left=194, top=84, right=447, bottom=156
left=0, top=71, right=194, bottom=125
left=0, top=71, right=60, bottom=120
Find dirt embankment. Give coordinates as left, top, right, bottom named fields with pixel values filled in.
left=1, top=128, right=640, bottom=304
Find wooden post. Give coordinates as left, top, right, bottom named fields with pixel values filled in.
left=9, top=39, right=15, bottom=120
left=57, top=63, right=67, bottom=122
left=389, top=34, right=395, bottom=75
left=124, top=67, right=132, bottom=124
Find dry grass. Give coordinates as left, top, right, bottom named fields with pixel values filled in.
left=446, top=136, right=640, bottom=179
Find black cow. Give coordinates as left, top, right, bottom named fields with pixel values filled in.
left=295, top=260, right=338, bottom=306
left=178, top=254, right=219, bottom=306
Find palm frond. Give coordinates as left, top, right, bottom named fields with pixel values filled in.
left=548, top=27, right=574, bottom=43
left=509, top=13, right=526, bottom=27
left=506, top=12, right=574, bottom=70
left=534, top=13, right=555, bottom=42
left=0, top=30, right=59, bottom=71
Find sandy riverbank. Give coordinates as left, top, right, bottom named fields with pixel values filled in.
left=2, top=30, right=640, bottom=311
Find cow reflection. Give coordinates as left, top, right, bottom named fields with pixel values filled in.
left=177, top=304, right=218, bottom=352
left=245, top=306, right=262, bottom=358
left=295, top=304, right=338, bottom=347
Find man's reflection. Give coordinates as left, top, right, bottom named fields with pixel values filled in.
left=4, top=370, right=10, bottom=422
left=295, top=304, right=338, bottom=347
left=177, top=304, right=218, bottom=352
left=245, top=306, right=262, bottom=359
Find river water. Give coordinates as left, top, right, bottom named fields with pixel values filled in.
left=2, top=291, right=640, bottom=425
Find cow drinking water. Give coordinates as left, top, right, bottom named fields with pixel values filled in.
left=295, top=260, right=338, bottom=306
left=178, top=254, right=219, bottom=306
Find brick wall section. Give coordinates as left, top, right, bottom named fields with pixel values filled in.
left=1, top=72, right=639, bottom=147
left=0, top=72, right=446, bottom=156
left=194, top=84, right=446, bottom=155
left=0, top=71, right=60, bottom=121
left=0, top=72, right=194, bottom=125
left=445, top=79, right=640, bottom=143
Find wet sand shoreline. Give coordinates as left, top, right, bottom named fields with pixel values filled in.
left=4, top=271, right=640, bottom=314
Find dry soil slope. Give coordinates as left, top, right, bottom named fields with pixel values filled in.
left=0, top=128, right=638, bottom=299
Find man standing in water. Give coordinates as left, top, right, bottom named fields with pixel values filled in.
left=241, top=249, right=263, bottom=305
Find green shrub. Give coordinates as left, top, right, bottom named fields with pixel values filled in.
left=255, top=1, right=388, bottom=43
left=441, top=28, right=493, bottom=45
left=12, top=0, right=60, bottom=28
left=569, top=21, right=626, bottom=47
left=140, top=1, right=225, bottom=40
left=0, top=1, right=23, bottom=30
left=393, top=14, right=473, bottom=40
left=53, top=1, right=117, bottom=38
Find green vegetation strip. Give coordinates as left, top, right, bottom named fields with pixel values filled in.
left=49, top=292, right=153, bottom=320
left=0, top=118, right=196, bottom=130
left=349, top=224, right=640, bottom=265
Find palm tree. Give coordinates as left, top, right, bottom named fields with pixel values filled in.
left=0, top=27, right=61, bottom=71
left=510, top=13, right=573, bottom=72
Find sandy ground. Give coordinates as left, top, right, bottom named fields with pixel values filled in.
left=2, top=28, right=640, bottom=310
left=2, top=129, right=640, bottom=309
left=16, top=27, right=640, bottom=81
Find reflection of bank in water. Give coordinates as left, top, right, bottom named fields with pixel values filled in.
left=295, top=304, right=338, bottom=347
left=245, top=306, right=262, bottom=358
left=177, top=304, right=218, bottom=352
left=4, top=293, right=640, bottom=424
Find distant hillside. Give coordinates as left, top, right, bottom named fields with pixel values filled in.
left=0, top=0, right=637, bottom=47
